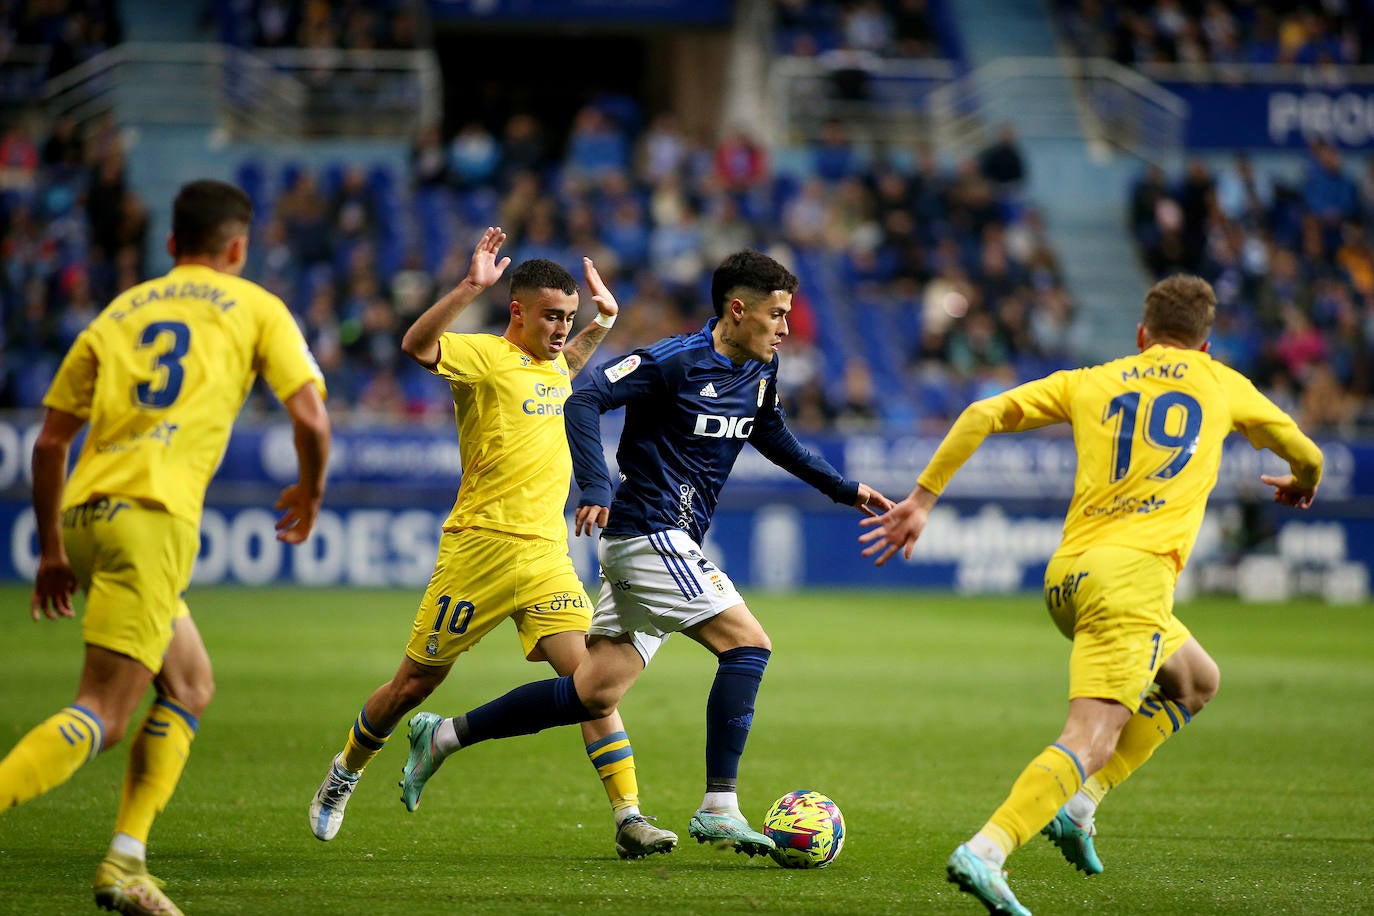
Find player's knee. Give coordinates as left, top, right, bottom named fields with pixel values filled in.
left=574, top=683, right=621, bottom=719
left=1181, top=661, right=1220, bottom=715
left=181, top=678, right=216, bottom=717
left=159, top=675, right=215, bottom=717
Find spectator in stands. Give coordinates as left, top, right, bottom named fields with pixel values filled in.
left=819, top=38, right=882, bottom=107
left=498, top=112, right=549, bottom=187
left=841, top=0, right=894, bottom=55
left=636, top=111, right=691, bottom=186
left=565, top=105, right=630, bottom=183
left=274, top=168, right=332, bottom=267
left=809, top=117, right=861, bottom=184
left=1214, top=152, right=1274, bottom=227
left=977, top=123, right=1027, bottom=195
left=409, top=122, right=449, bottom=189
left=0, top=120, right=40, bottom=191
left=448, top=121, right=501, bottom=190
left=833, top=356, right=883, bottom=432
left=1301, top=140, right=1361, bottom=256
left=39, top=115, right=84, bottom=174
left=890, top=0, right=938, bottom=58
left=252, top=0, right=299, bottom=48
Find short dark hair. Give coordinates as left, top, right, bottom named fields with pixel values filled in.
left=710, top=250, right=799, bottom=318
left=172, top=179, right=253, bottom=257
left=509, top=258, right=577, bottom=299
left=1142, top=274, right=1216, bottom=347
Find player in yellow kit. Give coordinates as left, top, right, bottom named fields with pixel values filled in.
left=860, top=274, right=1323, bottom=916
left=0, top=179, right=331, bottom=916
left=308, top=227, right=677, bottom=859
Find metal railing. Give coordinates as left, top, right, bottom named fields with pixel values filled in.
left=40, top=42, right=440, bottom=139
left=767, top=55, right=957, bottom=148
left=925, top=57, right=1189, bottom=162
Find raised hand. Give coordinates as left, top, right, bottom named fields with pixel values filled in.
left=467, top=226, right=511, bottom=290
left=583, top=257, right=619, bottom=322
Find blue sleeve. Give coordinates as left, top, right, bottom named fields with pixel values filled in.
left=749, top=381, right=860, bottom=505
left=565, top=352, right=663, bottom=508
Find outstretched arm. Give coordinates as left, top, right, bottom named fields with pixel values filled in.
left=563, top=257, right=620, bottom=376
left=859, top=485, right=938, bottom=566
left=402, top=226, right=510, bottom=368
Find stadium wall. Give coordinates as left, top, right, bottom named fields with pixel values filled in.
left=0, top=417, right=1365, bottom=602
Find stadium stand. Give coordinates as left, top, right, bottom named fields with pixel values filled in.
left=2, top=0, right=1372, bottom=441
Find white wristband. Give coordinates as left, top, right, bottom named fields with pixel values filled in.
left=593, top=312, right=616, bottom=329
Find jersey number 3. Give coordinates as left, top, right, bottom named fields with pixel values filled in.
left=1104, top=391, right=1201, bottom=482
left=133, top=320, right=191, bottom=409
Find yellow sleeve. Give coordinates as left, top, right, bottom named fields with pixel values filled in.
left=433, top=333, right=492, bottom=386
left=916, top=371, right=1075, bottom=496
left=41, top=330, right=98, bottom=419
left=1222, top=367, right=1323, bottom=489
left=256, top=298, right=327, bottom=403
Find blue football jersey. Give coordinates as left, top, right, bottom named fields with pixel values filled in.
left=566, top=319, right=859, bottom=541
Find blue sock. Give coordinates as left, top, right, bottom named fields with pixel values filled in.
left=704, top=647, right=770, bottom=790
left=459, top=675, right=595, bottom=745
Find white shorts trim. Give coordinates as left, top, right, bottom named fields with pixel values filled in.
left=590, top=529, right=743, bottom=664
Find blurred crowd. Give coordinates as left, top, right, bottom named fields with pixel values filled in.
left=1, top=77, right=1078, bottom=435
left=225, top=0, right=420, bottom=51
left=772, top=0, right=941, bottom=59
left=1129, top=142, right=1374, bottom=435
left=1053, top=0, right=1374, bottom=68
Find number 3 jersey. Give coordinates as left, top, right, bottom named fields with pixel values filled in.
left=42, top=264, right=326, bottom=526
left=566, top=318, right=859, bottom=543
left=917, top=344, right=1323, bottom=572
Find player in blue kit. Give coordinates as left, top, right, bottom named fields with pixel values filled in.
left=397, top=249, right=891, bottom=853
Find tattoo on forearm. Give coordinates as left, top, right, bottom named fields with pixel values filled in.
left=564, top=325, right=610, bottom=374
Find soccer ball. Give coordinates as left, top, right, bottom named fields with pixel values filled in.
left=761, top=790, right=845, bottom=869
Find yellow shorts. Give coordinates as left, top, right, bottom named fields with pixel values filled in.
left=1043, top=545, right=1191, bottom=712
left=405, top=528, right=593, bottom=667
left=63, top=498, right=197, bottom=674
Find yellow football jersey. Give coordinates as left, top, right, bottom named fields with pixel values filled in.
left=43, top=264, right=325, bottom=526
left=431, top=332, right=574, bottom=541
left=919, top=345, right=1323, bottom=571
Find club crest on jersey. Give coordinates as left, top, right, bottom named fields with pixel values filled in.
left=604, top=354, right=641, bottom=383
left=425, top=633, right=439, bottom=656
left=757, top=378, right=768, bottom=407
left=709, top=573, right=726, bottom=594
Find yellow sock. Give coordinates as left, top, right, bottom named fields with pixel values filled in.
left=114, top=698, right=197, bottom=843
left=0, top=705, right=103, bottom=810
left=585, top=731, right=638, bottom=815
left=341, top=707, right=393, bottom=773
left=983, top=743, right=1085, bottom=856
left=1091, top=688, right=1194, bottom=796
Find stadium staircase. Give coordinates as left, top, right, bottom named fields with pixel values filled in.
left=938, top=0, right=1164, bottom=359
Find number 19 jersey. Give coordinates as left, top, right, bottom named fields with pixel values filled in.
left=43, top=264, right=326, bottom=527
left=918, top=345, right=1323, bottom=571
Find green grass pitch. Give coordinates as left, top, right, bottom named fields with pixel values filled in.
left=0, top=585, right=1370, bottom=914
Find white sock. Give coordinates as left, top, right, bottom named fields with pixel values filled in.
left=701, top=791, right=740, bottom=817
left=967, top=832, right=1006, bottom=868
left=1064, top=790, right=1097, bottom=826
left=432, top=717, right=461, bottom=756
left=614, top=805, right=642, bottom=826
left=109, top=833, right=146, bottom=863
